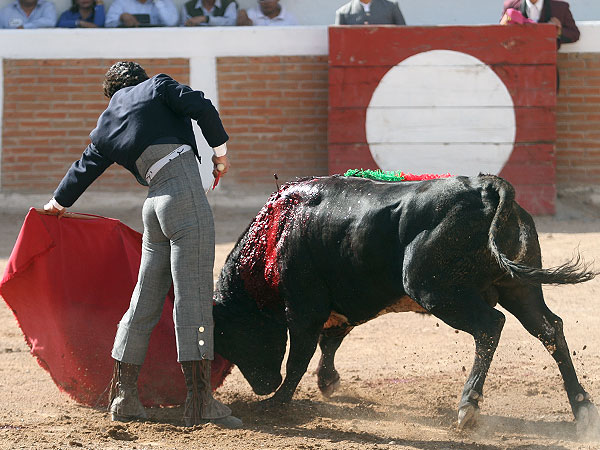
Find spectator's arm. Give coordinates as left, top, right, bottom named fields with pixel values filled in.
left=154, top=0, right=179, bottom=26
left=23, top=1, right=57, bottom=28
left=236, top=8, right=252, bottom=26
left=392, top=2, right=405, bottom=25
left=53, top=144, right=113, bottom=208
left=184, top=14, right=207, bottom=26
left=180, top=4, right=191, bottom=25
left=105, top=0, right=124, bottom=27
left=56, top=11, right=77, bottom=27
left=205, top=2, right=236, bottom=26
left=335, top=10, right=345, bottom=25
left=154, top=74, right=229, bottom=148
left=500, top=0, right=517, bottom=21
left=93, top=2, right=105, bottom=27
left=558, top=7, right=580, bottom=43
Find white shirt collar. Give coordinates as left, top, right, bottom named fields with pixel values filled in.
left=194, top=0, right=222, bottom=12
left=526, top=0, right=544, bottom=22
left=360, top=1, right=371, bottom=13
left=14, top=0, right=44, bottom=10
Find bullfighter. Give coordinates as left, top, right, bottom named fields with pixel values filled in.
left=43, top=61, right=242, bottom=428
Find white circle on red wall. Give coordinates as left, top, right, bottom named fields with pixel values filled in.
left=365, top=50, right=516, bottom=176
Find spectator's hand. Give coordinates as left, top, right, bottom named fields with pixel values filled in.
left=499, top=13, right=509, bottom=25
left=185, top=15, right=207, bottom=26
left=236, top=9, right=252, bottom=26
left=212, top=154, right=229, bottom=179
left=549, top=16, right=562, bottom=37
left=79, top=20, right=98, bottom=27
left=120, top=12, right=140, bottom=27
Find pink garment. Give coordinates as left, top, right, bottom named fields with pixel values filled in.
left=505, top=8, right=536, bottom=24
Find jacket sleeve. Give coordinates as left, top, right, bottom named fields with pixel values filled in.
left=558, top=3, right=580, bottom=44
left=180, top=3, right=190, bottom=25
left=94, top=4, right=105, bottom=26
left=56, top=11, right=77, bottom=27
left=501, top=0, right=519, bottom=20
left=105, top=0, right=124, bottom=27
left=392, top=2, right=405, bottom=25
left=154, top=0, right=179, bottom=26
left=53, top=143, right=113, bottom=207
left=154, top=74, right=229, bottom=148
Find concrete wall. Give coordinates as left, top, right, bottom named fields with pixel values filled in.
left=1, top=0, right=600, bottom=26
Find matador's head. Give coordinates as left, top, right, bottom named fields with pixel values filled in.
left=102, top=61, right=149, bottom=99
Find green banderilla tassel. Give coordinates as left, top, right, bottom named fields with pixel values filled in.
left=343, top=169, right=406, bottom=182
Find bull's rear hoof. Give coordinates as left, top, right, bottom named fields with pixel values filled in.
left=318, top=374, right=341, bottom=398
left=575, top=403, right=600, bottom=440
left=457, top=403, right=480, bottom=430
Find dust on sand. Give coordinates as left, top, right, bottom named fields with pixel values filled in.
left=0, top=194, right=599, bottom=450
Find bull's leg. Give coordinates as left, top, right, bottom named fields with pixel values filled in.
left=269, top=321, right=324, bottom=403
left=411, top=289, right=506, bottom=430
left=498, top=285, right=600, bottom=437
left=317, top=326, right=353, bottom=397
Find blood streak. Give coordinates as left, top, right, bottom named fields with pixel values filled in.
left=237, top=187, right=301, bottom=309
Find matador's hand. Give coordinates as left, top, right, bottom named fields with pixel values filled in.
left=43, top=198, right=66, bottom=217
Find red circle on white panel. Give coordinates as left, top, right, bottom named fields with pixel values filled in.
left=365, top=50, right=516, bottom=176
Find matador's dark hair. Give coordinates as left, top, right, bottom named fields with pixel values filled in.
left=102, top=61, right=149, bottom=98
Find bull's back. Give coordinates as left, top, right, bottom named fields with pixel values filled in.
left=218, top=175, right=520, bottom=324
left=274, top=176, right=501, bottom=322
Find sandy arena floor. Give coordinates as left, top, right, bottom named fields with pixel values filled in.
left=1, top=191, right=599, bottom=450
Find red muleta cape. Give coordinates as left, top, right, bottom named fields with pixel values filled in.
left=0, top=209, right=232, bottom=407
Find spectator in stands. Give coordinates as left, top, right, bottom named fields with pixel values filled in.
left=236, top=0, right=297, bottom=26
left=105, top=0, right=178, bottom=27
left=57, top=0, right=105, bottom=27
left=335, top=0, right=405, bottom=25
left=500, top=0, right=580, bottom=48
left=501, top=0, right=579, bottom=91
left=0, top=0, right=56, bottom=28
left=181, top=0, right=237, bottom=27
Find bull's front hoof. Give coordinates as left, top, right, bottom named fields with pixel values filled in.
left=258, top=394, right=290, bottom=409
left=457, top=403, right=480, bottom=430
left=318, top=373, right=341, bottom=398
left=575, top=402, right=600, bottom=440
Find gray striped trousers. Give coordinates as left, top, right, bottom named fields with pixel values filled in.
left=112, top=144, right=215, bottom=364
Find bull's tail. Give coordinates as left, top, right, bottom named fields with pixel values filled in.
left=494, top=251, right=596, bottom=285
left=486, top=176, right=597, bottom=285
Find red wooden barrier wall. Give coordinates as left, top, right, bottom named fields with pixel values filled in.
left=328, top=25, right=557, bottom=215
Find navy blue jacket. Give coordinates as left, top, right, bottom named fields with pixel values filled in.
left=53, top=73, right=229, bottom=207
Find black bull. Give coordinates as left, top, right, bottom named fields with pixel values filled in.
left=213, top=174, right=599, bottom=434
